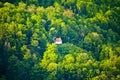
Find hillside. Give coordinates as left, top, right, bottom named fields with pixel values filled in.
left=0, top=0, right=120, bottom=80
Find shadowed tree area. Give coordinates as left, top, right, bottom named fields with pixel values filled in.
left=0, top=0, right=120, bottom=80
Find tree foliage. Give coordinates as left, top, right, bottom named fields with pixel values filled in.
left=0, top=0, right=120, bottom=80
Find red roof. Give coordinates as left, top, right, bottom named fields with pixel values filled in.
left=54, top=37, right=62, bottom=44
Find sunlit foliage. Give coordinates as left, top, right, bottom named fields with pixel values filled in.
left=0, top=0, right=120, bottom=80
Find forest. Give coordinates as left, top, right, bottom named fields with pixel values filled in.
left=0, top=0, right=120, bottom=80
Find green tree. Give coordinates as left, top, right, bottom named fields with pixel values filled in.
left=100, top=45, right=114, bottom=60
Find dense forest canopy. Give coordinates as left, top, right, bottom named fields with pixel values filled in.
left=0, top=0, right=120, bottom=80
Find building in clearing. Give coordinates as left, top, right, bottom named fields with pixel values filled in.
left=54, top=37, right=62, bottom=44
